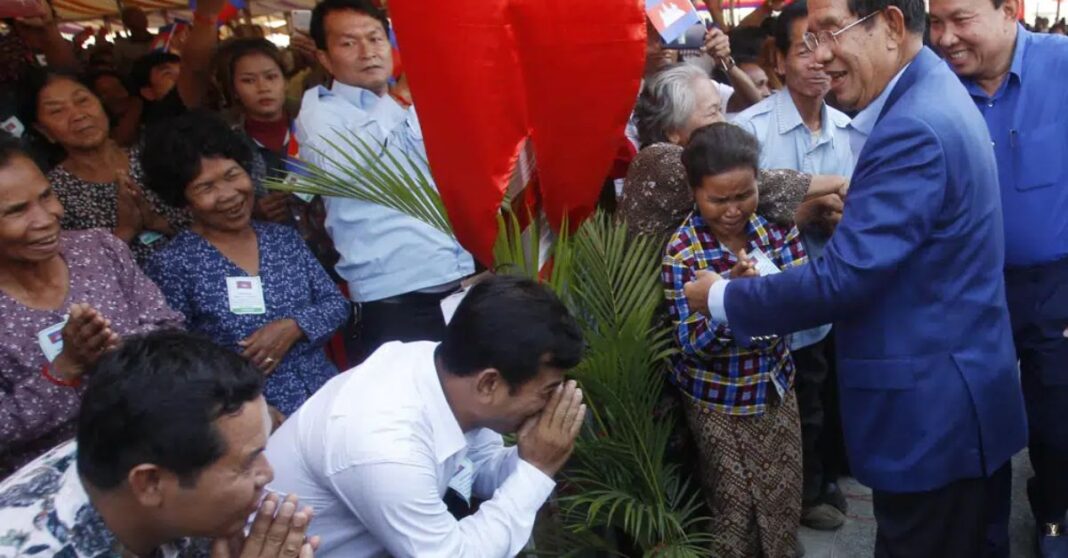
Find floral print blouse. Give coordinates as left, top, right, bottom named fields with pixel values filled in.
left=145, top=222, right=349, bottom=415
left=47, top=148, right=189, bottom=265
left=0, top=230, right=184, bottom=482
left=0, top=440, right=208, bottom=557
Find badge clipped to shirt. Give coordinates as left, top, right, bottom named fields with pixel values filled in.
left=748, top=248, right=783, bottom=277
left=137, top=230, right=164, bottom=246
left=447, top=456, right=475, bottom=505
left=37, top=316, right=69, bottom=363
left=226, top=277, right=267, bottom=315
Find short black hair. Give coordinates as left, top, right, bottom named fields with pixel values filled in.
left=775, top=0, right=809, bottom=54
left=728, top=26, right=769, bottom=65
left=19, top=69, right=82, bottom=126
left=77, top=330, right=264, bottom=490
left=436, top=276, right=584, bottom=389
left=130, top=51, right=181, bottom=92
left=682, top=123, right=760, bottom=189
left=0, top=134, right=28, bottom=169
left=310, top=0, right=390, bottom=50
left=847, top=0, right=927, bottom=35
left=140, top=109, right=254, bottom=207
left=83, top=69, right=128, bottom=93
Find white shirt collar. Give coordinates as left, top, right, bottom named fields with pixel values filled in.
left=847, top=62, right=911, bottom=160
left=417, top=345, right=468, bottom=464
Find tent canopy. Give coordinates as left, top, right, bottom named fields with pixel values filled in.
left=51, top=0, right=315, bottom=22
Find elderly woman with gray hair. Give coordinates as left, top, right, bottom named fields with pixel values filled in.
left=620, top=64, right=847, bottom=239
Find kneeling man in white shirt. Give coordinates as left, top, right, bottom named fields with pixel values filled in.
left=265, top=275, right=587, bottom=557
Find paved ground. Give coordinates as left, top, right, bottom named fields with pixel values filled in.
left=799, top=451, right=1038, bottom=557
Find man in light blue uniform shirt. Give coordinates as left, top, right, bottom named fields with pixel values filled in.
left=295, top=0, right=474, bottom=361
left=732, top=0, right=854, bottom=531
left=929, top=0, right=1068, bottom=553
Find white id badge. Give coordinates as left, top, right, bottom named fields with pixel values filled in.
left=226, top=277, right=267, bottom=315
left=447, top=456, right=475, bottom=505
left=37, top=316, right=69, bottom=363
left=748, top=248, right=783, bottom=277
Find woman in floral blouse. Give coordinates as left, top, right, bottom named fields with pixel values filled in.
left=24, top=70, right=187, bottom=264
left=142, top=110, right=348, bottom=419
left=662, top=123, right=806, bottom=558
left=0, top=139, right=183, bottom=478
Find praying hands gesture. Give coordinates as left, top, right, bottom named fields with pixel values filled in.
left=52, top=303, right=120, bottom=382
left=518, top=380, right=587, bottom=478
left=211, top=493, right=320, bottom=558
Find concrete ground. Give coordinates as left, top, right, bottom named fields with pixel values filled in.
left=799, top=451, right=1038, bottom=557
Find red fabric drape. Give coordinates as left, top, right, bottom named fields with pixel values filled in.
left=389, top=0, right=645, bottom=266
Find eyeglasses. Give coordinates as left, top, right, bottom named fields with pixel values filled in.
left=802, top=11, right=880, bottom=53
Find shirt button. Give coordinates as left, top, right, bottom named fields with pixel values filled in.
left=987, top=102, right=995, bottom=108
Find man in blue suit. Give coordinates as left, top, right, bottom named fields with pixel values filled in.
left=682, top=0, right=1028, bottom=553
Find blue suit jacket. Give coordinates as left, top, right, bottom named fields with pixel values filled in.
left=723, top=48, right=1028, bottom=493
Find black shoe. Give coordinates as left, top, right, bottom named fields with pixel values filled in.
left=801, top=503, right=846, bottom=531
left=821, top=481, right=848, bottom=515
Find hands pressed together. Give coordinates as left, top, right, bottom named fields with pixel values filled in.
left=211, top=494, right=320, bottom=558
left=51, top=303, right=120, bottom=382
left=518, top=380, right=587, bottom=478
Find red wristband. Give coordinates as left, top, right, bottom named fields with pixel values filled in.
left=42, top=363, right=81, bottom=388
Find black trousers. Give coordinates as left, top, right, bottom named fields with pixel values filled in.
left=348, top=290, right=452, bottom=364
left=792, top=333, right=848, bottom=505
left=873, top=466, right=1009, bottom=558
left=1006, top=257, right=1068, bottom=526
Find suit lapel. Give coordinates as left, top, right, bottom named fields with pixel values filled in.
left=876, top=47, right=941, bottom=123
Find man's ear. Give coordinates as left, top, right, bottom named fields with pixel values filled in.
left=315, top=49, right=334, bottom=78
left=883, top=6, right=909, bottom=48
left=474, top=368, right=505, bottom=402
left=140, top=85, right=157, bottom=101
left=127, top=464, right=166, bottom=508
left=1000, top=0, right=1020, bottom=23
left=774, top=49, right=787, bottom=77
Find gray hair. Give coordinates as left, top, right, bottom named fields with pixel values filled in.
left=634, top=64, right=710, bottom=149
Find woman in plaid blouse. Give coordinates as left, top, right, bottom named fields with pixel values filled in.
left=662, top=122, right=807, bottom=558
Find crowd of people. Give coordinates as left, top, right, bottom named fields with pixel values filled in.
left=0, top=0, right=1065, bottom=556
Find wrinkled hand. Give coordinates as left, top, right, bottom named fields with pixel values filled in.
left=121, top=171, right=170, bottom=234
left=239, top=319, right=304, bottom=375
left=517, top=380, right=586, bottom=478
left=701, top=26, right=732, bottom=62
left=795, top=194, right=844, bottom=236
left=210, top=494, right=319, bottom=558
left=114, top=173, right=144, bottom=242
left=53, top=303, right=120, bottom=381
left=254, top=192, right=292, bottom=224
left=683, top=270, right=723, bottom=316
left=729, top=250, right=758, bottom=279
left=807, top=174, right=849, bottom=200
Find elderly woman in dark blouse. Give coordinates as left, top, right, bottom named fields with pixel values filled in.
left=0, top=139, right=182, bottom=478
left=143, top=110, right=348, bottom=420
left=24, top=71, right=187, bottom=264
left=620, top=64, right=847, bottom=239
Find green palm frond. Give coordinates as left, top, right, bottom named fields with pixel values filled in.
left=264, top=130, right=455, bottom=238
left=275, top=134, right=714, bottom=555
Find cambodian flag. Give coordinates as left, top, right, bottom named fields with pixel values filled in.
left=645, top=0, right=701, bottom=43
left=189, top=0, right=246, bottom=23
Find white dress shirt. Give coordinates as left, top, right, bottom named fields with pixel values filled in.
left=707, top=64, right=911, bottom=322
left=264, top=341, right=556, bottom=558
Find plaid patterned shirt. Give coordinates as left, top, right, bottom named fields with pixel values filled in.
left=662, top=212, right=807, bottom=416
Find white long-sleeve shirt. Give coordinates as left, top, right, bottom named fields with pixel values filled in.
left=264, top=341, right=555, bottom=558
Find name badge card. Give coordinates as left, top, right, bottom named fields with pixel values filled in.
left=748, top=248, right=783, bottom=277
left=37, top=316, right=69, bottom=363
left=447, top=456, right=475, bottom=505
left=226, top=277, right=267, bottom=315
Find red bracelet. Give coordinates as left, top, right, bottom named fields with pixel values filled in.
left=193, top=12, right=217, bottom=27
left=41, top=363, right=81, bottom=388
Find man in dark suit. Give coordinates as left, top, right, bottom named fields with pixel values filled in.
left=682, top=0, right=1028, bottom=554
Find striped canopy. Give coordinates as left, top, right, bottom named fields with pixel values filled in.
left=51, top=0, right=316, bottom=22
